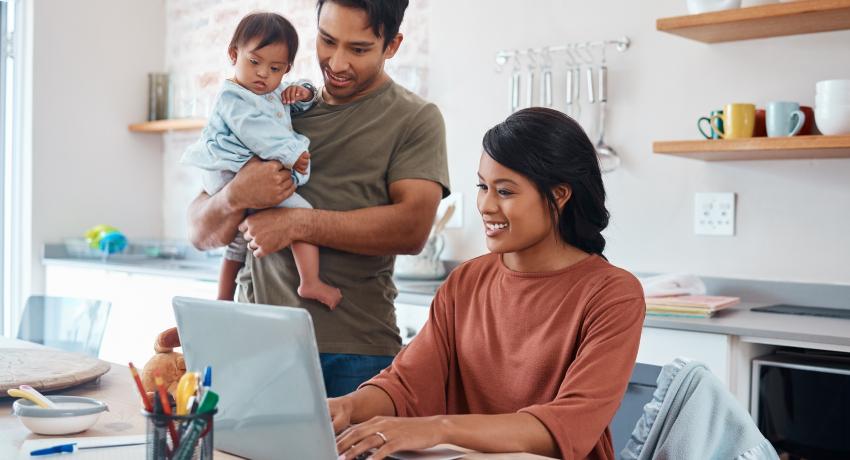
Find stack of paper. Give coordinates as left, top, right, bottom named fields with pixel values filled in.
left=645, top=295, right=740, bottom=318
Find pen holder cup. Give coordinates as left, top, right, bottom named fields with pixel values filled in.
left=143, top=408, right=216, bottom=460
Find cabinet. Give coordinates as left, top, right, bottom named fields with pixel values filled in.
left=44, top=265, right=217, bottom=366
left=394, top=302, right=431, bottom=345
left=638, top=326, right=772, bottom=406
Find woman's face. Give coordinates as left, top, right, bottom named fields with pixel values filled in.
left=476, top=152, right=556, bottom=255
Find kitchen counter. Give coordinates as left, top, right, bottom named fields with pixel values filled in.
left=43, top=243, right=221, bottom=281
left=43, top=243, right=445, bottom=298
left=645, top=303, right=850, bottom=351
left=43, top=244, right=850, bottom=351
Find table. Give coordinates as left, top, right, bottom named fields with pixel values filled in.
left=0, top=337, right=551, bottom=459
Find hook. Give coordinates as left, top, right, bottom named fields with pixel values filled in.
left=576, top=44, right=595, bottom=65
left=564, top=48, right=578, bottom=67
left=526, top=48, right=538, bottom=70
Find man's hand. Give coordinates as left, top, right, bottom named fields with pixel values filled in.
left=238, top=207, right=304, bottom=258
left=226, top=157, right=295, bottom=210
left=293, top=151, right=310, bottom=175
left=282, top=85, right=313, bottom=104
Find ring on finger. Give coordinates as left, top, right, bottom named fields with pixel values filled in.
left=374, top=431, right=388, bottom=445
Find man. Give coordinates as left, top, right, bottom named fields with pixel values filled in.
left=188, top=0, right=450, bottom=397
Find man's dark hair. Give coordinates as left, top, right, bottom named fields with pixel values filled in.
left=316, top=0, right=409, bottom=49
left=229, top=12, right=299, bottom=64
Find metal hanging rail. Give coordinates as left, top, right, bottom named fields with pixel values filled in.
left=495, top=36, right=631, bottom=66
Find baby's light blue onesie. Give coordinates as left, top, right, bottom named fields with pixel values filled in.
left=182, top=79, right=318, bottom=262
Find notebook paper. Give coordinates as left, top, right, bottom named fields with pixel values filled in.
left=18, top=435, right=146, bottom=459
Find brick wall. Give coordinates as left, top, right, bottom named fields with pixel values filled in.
left=162, top=0, right=430, bottom=240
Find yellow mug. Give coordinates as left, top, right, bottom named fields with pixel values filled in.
left=710, top=103, right=756, bottom=139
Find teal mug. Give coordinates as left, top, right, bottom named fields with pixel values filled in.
left=698, top=110, right=724, bottom=139
left=766, top=101, right=805, bottom=137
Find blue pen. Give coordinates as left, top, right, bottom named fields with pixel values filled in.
left=202, top=366, right=212, bottom=389
left=31, top=441, right=146, bottom=456
left=198, top=365, right=211, bottom=399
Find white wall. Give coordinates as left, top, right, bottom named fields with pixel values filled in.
left=30, top=0, right=166, bottom=291
left=429, top=0, right=850, bottom=284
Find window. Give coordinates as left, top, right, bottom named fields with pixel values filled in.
left=0, top=0, right=10, bottom=335
left=1, top=0, right=27, bottom=336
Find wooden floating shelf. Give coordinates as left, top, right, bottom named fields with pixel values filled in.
left=657, top=0, right=850, bottom=43
left=653, top=135, right=850, bottom=161
left=128, top=118, right=206, bottom=133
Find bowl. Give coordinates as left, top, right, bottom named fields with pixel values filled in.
left=816, top=97, right=850, bottom=105
left=686, top=0, right=742, bottom=14
left=13, top=396, right=108, bottom=435
left=816, top=79, right=850, bottom=93
left=815, top=106, right=850, bottom=135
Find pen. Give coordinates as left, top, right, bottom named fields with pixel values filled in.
left=30, top=441, right=147, bottom=456
left=127, top=362, right=153, bottom=412
left=172, top=390, right=219, bottom=460
left=154, top=372, right=180, bottom=448
left=199, top=366, right=212, bottom=399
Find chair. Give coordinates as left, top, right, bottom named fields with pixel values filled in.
left=16, top=295, right=111, bottom=357
left=619, top=358, right=778, bottom=460
left=610, top=363, right=663, bottom=456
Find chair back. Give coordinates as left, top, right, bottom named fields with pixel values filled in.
left=17, top=295, right=111, bottom=357
left=611, top=363, right=663, bottom=456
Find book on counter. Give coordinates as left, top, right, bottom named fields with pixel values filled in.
left=645, top=295, right=740, bottom=318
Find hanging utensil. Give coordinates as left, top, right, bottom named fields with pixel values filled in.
left=509, top=55, right=521, bottom=113
left=595, top=64, right=620, bottom=173
left=586, top=66, right=595, bottom=104
left=525, top=49, right=536, bottom=108
left=565, top=49, right=581, bottom=119
left=539, top=49, right=553, bottom=107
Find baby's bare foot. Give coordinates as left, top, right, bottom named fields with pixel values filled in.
left=298, top=281, right=342, bottom=310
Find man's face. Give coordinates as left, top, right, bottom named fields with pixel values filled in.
left=316, top=2, right=401, bottom=104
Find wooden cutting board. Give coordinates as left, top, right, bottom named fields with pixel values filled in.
left=0, top=348, right=111, bottom=393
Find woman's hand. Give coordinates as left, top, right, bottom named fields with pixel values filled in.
left=282, top=84, right=313, bottom=104
left=328, top=396, right=354, bottom=434
left=336, top=416, right=447, bottom=460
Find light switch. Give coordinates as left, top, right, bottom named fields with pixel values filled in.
left=694, top=192, right=736, bottom=236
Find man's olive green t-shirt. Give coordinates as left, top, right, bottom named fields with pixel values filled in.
left=236, top=80, right=450, bottom=356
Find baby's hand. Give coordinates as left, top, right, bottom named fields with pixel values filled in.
left=294, top=151, right=310, bottom=174
left=282, top=85, right=313, bottom=104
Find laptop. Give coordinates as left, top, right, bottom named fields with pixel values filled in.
left=172, top=296, right=338, bottom=460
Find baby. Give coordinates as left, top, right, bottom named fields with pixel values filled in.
left=182, top=12, right=342, bottom=309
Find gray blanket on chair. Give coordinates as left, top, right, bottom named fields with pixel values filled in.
left=621, top=358, right=778, bottom=460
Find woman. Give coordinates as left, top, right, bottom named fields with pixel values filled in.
left=332, top=108, right=645, bottom=460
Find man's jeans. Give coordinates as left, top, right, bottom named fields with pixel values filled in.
left=320, top=353, right=395, bottom=398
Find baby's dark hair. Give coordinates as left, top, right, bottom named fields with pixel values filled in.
left=229, top=12, right=299, bottom=65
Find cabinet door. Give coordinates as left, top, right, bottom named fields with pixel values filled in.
left=45, top=266, right=217, bottom=365
left=394, top=302, right=431, bottom=345
left=637, top=327, right=731, bottom=386
left=97, top=273, right=217, bottom=366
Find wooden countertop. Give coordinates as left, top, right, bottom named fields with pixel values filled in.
left=0, top=337, right=551, bottom=459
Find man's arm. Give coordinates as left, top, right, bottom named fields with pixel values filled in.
left=188, top=157, right=296, bottom=250
left=239, top=178, right=443, bottom=257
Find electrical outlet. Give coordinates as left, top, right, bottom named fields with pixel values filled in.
left=437, top=192, right=463, bottom=228
left=694, top=192, right=736, bottom=236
